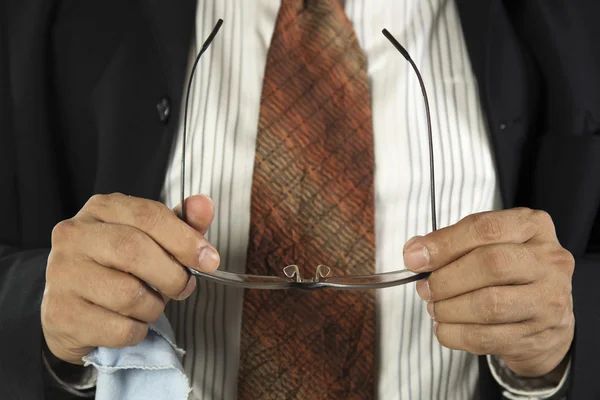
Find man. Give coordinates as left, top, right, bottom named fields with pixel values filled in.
left=1, top=0, right=598, bottom=399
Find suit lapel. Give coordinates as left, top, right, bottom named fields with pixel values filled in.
left=90, top=1, right=197, bottom=200
left=455, top=0, right=534, bottom=209
left=140, top=0, right=197, bottom=114
left=454, top=0, right=494, bottom=91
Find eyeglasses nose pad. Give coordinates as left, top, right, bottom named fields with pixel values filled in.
left=314, top=265, right=331, bottom=282
left=283, top=265, right=302, bottom=282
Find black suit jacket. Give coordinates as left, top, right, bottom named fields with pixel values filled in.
left=1, top=1, right=599, bottom=399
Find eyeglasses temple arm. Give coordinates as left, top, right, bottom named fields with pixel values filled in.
left=382, top=29, right=437, bottom=232
left=180, top=19, right=224, bottom=221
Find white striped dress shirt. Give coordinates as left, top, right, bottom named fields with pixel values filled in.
left=162, top=0, right=500, bottom=398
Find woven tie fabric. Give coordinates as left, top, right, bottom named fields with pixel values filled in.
left=238, top=0, right=376, bottom=398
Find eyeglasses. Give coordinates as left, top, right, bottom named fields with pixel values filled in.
left=180, top=20, right=437, bottom=290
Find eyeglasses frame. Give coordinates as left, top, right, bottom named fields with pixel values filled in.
left=179, top=19, right=437, bottom=290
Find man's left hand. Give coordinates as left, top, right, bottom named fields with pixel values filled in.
left=403, top=207, right=575, bottom=377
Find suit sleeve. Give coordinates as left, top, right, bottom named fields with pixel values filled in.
left=511, top=2, right=600, bottom=398
left=0, top=6, right=48, bottom=399
left=0, top=248, right=50, bottom=400
left=0, top=2, right=87, bottom=399
left=569, top=257, right=600, bottom=399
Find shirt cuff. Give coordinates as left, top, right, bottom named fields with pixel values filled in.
left=487, top=354, right=570, bottom=400
left=43, top=350, right=97, bottom=397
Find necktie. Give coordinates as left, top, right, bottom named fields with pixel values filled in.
left=238, top=0, right=376, bottom=398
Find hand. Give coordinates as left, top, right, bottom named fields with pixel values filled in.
left=403, top=208, right=575, bottom=377
left=42, top=193, right=219, bottom=365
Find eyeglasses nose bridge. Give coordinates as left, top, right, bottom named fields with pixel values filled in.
left=283, top=265, right=302, bottom=282
left=315, top=265, right=331, bottom=282
left=283, top=264, right=331, bottom=283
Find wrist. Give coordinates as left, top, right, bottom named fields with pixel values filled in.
left=488, top=353, right=571, bottom=399
left=541, top=353, right=570, bottom=386
left=504, top=323, right=574, bottom=377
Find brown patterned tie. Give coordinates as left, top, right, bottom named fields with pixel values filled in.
left=238, top=0, right=376, bottom=398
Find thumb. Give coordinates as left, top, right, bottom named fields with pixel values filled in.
left=173, top=194, right=215, bottom=235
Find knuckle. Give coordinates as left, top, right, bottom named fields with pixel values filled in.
left=107, top=192, right=126, bottom=200
left=553, top=248, right=575, bottom=274
left=86, top=194, right=105, bottom=207
left=479, top=247, right=509, bottom=280
left=513, top=208, right=538, bottom=240
left=471, top=213, right=502, bottom=242
left=114, top=228, right=145, bottom=264
left=475, top=287, right=504, bottom=322
left=51, top=219, right=80, bottom=246
left=147, top=303, right=165, bottom=323
left=426, top=274, right=439, bottom=301
left=45, top=251, right=68, bottom=281
left=164, top=270, right=188, bottom=298
left=133, top=200, right=166, bottom=232
left=559, top=304, right=575, bottom=331
left=465, top=326, right=495, bottom=355
left=42, top=295, right=73, bottom=334
left=117, top=278, right=148, bottom=313
left=131, top=323, right=149, bottom=345
left=435, top=325, right=451, bottom=348
left=549, top=284, right=573, bottom=316
left=112, top=319, right=135, bottom=346
left=84, top=194, right=110, bottom=213
left=530, top=209, right=554, bottom=227
left=514, top=207, right=535, bottom=221
left=114, top=319, right=148, bottom=347
left=83, top=193, right=125, bottom=216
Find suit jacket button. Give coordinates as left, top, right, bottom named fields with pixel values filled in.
left=157, top=97, right=171, bottom=124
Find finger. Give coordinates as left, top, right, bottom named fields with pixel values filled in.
left=434, top=321, right=533, bottom=356
left=86, top=304, right=149, bottom=349
left=416, top=243, right=542, bottom=302
left=429, top=285, right=537, bottom=324
left=70, top=220, right=195, bottom=300
left=45, top=297, right=148, bottom=363
left=173, top=194, right=215, bottom=235
left=69, top=260, right=170, bottom=322
left=403, top=208, right=557, bottom=273
left=79, top=193, right=220, bottom=273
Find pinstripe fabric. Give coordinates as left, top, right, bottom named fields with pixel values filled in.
left=161, top=0, right=499, bottom=398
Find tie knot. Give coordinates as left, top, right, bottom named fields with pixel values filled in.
left=283, top=0, right=345, bottom=15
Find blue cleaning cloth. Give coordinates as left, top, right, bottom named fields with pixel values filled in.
left=82, top=314, right=190, bottom=400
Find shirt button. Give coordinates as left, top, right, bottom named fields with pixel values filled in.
left=156, top=97, right=171, bottom=124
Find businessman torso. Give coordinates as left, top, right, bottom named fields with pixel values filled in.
left=2, top=1, right=600, bottom=398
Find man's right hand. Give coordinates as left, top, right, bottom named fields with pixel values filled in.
left=41, top=193, right=219, bottom=365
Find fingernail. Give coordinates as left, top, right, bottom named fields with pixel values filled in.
left=178, top=275, right=197, bottom=300
left=427, top=302, right=435, bottom=320
left=199, top=194, right=214, bottom=213
left=404, top=239, right=430, bottom=271
left=415, top=278, right=431, bottom=301
left=404, top=235, right=422, bottom=249
left=433, top=322, right=439, bottom=336
left=199, top=247, right=220, bottom=272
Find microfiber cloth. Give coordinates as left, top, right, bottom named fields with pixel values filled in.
left=82, top=314, right=190, bottom=400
